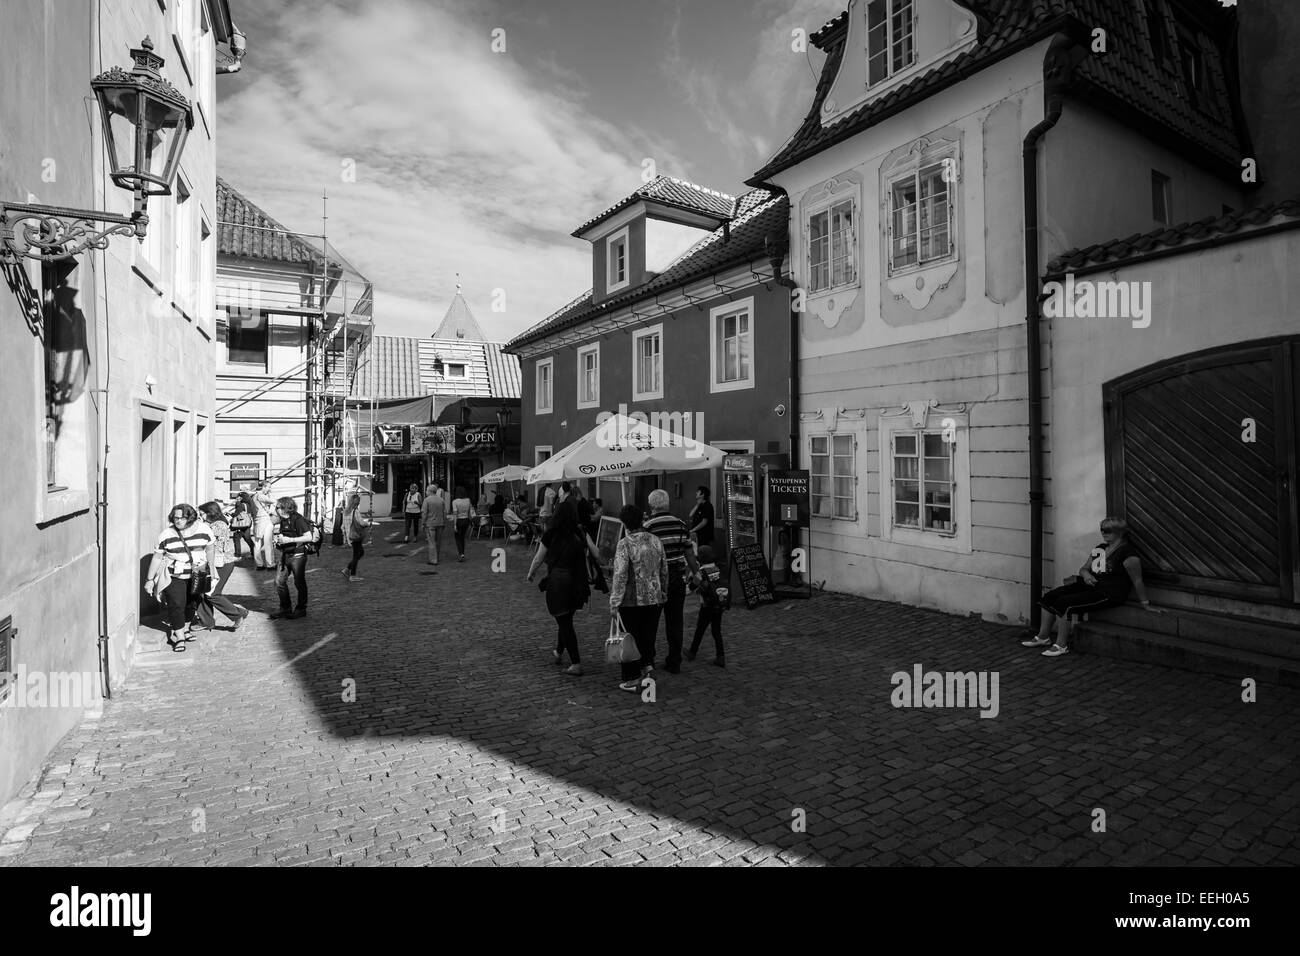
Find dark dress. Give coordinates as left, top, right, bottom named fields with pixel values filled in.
left=1040, top=541, right=1140, bottom=616
left=542, top=528, right=591, bottom=617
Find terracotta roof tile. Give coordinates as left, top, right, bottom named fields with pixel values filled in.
left=508, top=190, right=788, bottom=351
left=751, top=0, right=1246, bottom=184
left=571, top=175, right=736, bottom=237
left=1045, top=197, right=1300, bottom=273
left=216, top=177, right=320, bottom=264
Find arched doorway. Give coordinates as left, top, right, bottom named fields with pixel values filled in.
left=1103, top=336, right=1299, bottom=605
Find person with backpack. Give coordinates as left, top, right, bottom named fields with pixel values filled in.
left=270, top=497, right=315, bottom=620
left=341, top=493, right=372, bottom=582
left=685, top=545, right=727, bottom=668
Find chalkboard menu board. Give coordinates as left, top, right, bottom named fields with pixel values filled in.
left=730, top=542, right=776, bottom=610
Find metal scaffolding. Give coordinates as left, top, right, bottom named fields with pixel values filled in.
left=215, top=189, right=375, bottom=524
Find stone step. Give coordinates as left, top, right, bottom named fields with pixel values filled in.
left=1091, top=603, right=1300, bottom=660
left=1072, top=620, right=1300, bottom=688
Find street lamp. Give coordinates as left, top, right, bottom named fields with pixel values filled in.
left=1, top=37, right=193, bottom=263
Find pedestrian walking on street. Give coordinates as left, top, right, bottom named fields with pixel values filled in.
left=252, top=481, right=277, bottom=570
left=231, top=492, right=256, bottom=558
left=402, top=483, right=423, bottom=542
left=270, top=497, right=315, bottom=620
left=422, top=484, right=447, bottom=565
left=1021, top=516, right=1150, bottom=657
left=610, top=504, right=668, bottom=692
left=450, top=486, right=475, bottom=561
left=643, top=488, right=701, bottom=674
left=685, top=545, right=726, bottom=667
left=197, top=502, right=251, bottom=631
left=527, top=499, right=600, bottom=676
left=342, top=493, right=372, bottom=581
left=688, top=486, right=715, bottom=550
left=145, top=503, right=215, bottom=651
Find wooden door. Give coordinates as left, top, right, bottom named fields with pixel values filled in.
left=1104, top=338, right=1298, bottom=603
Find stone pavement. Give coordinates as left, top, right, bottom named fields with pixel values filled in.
left=1, top=524, right=1297, bottom=866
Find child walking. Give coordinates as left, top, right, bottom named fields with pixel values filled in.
left=685, top=545, right=727, bottom=668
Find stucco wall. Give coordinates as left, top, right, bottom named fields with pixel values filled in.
left=0, top=0, right=103, bottom=808
left=0, top=0, right=222, bottom=806
left=518, top=275, right=791, bottom=519
left=1048, top=225, right=1300, bottom=582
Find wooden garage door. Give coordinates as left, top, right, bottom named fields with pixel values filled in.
left=1104, top=340, right=1298, bottom=603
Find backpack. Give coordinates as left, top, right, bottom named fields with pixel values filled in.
left=306, top=520, right=324, bottom=555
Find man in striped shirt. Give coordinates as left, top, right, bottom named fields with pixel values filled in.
left=644, top=489, right=701, bottom=673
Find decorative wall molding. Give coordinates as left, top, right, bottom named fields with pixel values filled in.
left=886, top=260, right=959, bottom=309
left=884, top=400, right=969, bottom=429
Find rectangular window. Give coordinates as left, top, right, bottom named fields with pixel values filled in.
left=535, top=357, right=553, bottom=414
left=808, top=199, right=856, bottom=294
left=577, top=343, right=600, bottom=408
left=227, top=311, right=269, bottom=366
left=1145, top=0, right=1169, bottom=62
left=1151, top=170, right=1172, bottom=225
left=892, top=432, right=954, bottom=533
left=710, top=298, right=754, bottom=392
left=890, top=161, right=951, bottom=272
left=810, top=434, right=855, bottom=519
left=445, top=363, right=466, bottom=378
left=198, top=216, right=213, bottom=325
left=172, top=177, right=194, bottom=313
left=632, top=324, right=663, bottom=401
left=197, top=4, right=213, bottom=124
left=607, top=226, right=630, bottom=293
left=1175, top=20, right=1202, bottom=105
left=867, top=0, right=914, bottom=88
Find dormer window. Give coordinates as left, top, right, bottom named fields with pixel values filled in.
left=867, top=0, right=915, bottom=88
left=1174, top=17, right=1203, bottom=108
left=607, top=226, right=630, bottom=293
left=445, top=363, right=466, bottom=378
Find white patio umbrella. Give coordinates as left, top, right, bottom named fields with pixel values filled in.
left=525, top=413, right=727, bottom=502
left=480, top=464, right=529, bottom=485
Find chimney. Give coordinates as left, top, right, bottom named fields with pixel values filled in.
left=1237, top=0, right=1300, bottom=204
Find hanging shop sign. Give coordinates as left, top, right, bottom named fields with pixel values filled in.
left=767, top=470, right=811, bottom=528
left=373, top=424, right=409, bottom=455
left=411, top=424, right=455, bottom=454
left=229, top=462, right=261, bottom=496
left=456, top=423, right=499, bottom=453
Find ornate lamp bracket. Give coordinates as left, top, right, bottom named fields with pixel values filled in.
left=1, top=200, right=146, bottom=263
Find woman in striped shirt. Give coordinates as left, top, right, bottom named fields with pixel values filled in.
left=145, top=503, right=215, bottom=650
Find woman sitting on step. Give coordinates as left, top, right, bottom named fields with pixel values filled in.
left=1022, top=516, right=1151, bottom=658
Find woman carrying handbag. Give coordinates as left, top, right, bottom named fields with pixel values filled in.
left=526, top=499, right=601, bottom=676
left=145, top=503, right=216, bottom=651
left=609, top=504, right=668, bottom=693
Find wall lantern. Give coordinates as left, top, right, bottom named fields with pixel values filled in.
left=495, top=403, right=512, bottom=451
left=1, top=37, right=193, bottom=262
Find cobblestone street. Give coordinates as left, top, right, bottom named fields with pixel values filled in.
left=2, top=527, right=1297, bottom=867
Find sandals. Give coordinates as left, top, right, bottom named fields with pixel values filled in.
left=1041, top=644, right=1070, bottom=657
left=1021, top=636, right=1052, bottom=647
left=167, top=637, right=187, bottom=653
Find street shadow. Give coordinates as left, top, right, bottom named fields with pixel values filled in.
left=240, top=535, right=1299, bottom=867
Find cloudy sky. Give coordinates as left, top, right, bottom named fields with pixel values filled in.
left=215, top=0, right=844, bottom=341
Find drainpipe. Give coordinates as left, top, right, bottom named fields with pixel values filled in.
left=216, top=23, right=247, bottom=74
left=1023, top=33, right=1084, bottom=628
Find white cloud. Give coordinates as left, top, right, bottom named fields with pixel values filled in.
left=217, top=0, right=685, bottom=341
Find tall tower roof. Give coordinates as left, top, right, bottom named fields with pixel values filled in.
left=433, top=280, right=487, bottom=341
